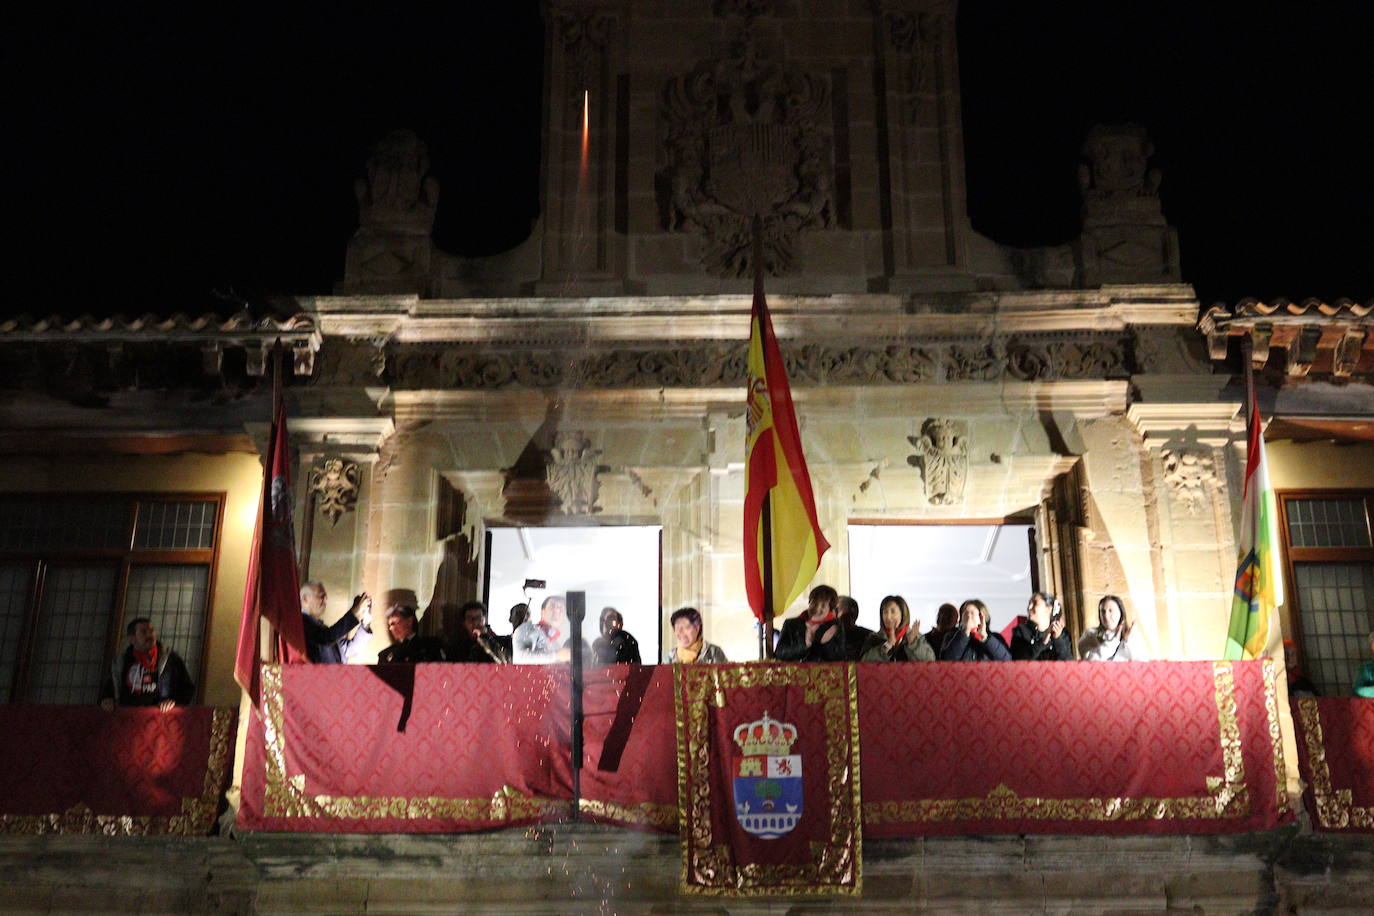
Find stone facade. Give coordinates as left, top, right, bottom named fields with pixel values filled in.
left=1, top=829, right=1371, bottom=914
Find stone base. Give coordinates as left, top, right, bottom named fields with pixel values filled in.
left=1, top=826, right=1372, bottom=914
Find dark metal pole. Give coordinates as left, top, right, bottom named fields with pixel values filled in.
left=761, top=495, right=775, bottom=660
left=566, top=589, right=586, bottom=814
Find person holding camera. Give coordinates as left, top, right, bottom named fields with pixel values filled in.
left=1011, top=591, right=1073, bottom=660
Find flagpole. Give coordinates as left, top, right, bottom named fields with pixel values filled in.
left=752, top=216, right=777, bottom=660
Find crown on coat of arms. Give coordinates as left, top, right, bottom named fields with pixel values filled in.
left=732, top=712, right=797, bottom=758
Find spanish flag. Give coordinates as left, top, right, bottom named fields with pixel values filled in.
left=743, top=282, right=829, bottom=620
left=1224, top=386, right=1283, bottom=660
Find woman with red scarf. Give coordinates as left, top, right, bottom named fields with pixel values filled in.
left=774, top=585, right=846, bottom=662
left=859, top=595, right=936, bottom=662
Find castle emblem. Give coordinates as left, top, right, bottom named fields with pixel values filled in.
left=731, top=712, right=803, bottom=839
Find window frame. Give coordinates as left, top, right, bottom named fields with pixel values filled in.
left=1275, top=488, right=1374, bottom=695
left=0, top=491, right=225, bottom=704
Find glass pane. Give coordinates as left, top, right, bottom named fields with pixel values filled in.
left=134, top=500, right=217, bottom=550
left=29, top=565, right=118, bottom=705
left=0, top=565, right=32, bottom=702
left=1286, top=498, right=1372, bottom=548
left=1293, top=562, right=1374, bottom=697
left=124, top=565, right=208, bottom=691
left=0, top=499, right=130, bottom=552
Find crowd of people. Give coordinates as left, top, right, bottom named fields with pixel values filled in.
left=97, top=579, right=1374, bottom=710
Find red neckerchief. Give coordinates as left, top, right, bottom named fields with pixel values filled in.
left=132, top=644, right=158, bottom=671
left=887, top=624, right=909, bottom=643
left=802, top=610, right=835, bottom=629
left=538, top=621, right=562, bottom=643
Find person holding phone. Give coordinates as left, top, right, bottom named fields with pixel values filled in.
left=1011, top=591, right=1073, bottom=660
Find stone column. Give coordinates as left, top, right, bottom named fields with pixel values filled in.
left=872, top=0, right=971, bottom=287
left=1127, top=401, right=1242, bottom=659
left=538, top=1, right=622, bottom=293
left=363, top=425, right=447, bottom=616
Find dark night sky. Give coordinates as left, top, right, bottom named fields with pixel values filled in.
left=6, top=1, right=1371, bottom=320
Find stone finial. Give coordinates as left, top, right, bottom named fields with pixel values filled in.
left=356, top=130, right=439, bottom=232
left=1073, top=123, right=1180, bottom=286
left=340, top=130, right=440, bottom=295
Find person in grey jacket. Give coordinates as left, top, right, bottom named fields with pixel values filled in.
left=859, top=595, right=935, bottom=662
left=664, top=607, right=728, bottom=663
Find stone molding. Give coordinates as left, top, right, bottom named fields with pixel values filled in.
left=374, top=333, right=1132, bottom=391
left=1160, top=446, right=1217, bottom=515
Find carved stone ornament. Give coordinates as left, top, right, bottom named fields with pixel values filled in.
left=309, top=458, right=361, bottom=527
left=1160, top=447, right=1216, bottom=515
left=552, top=6, right=612, bottom=91
left=659, top=26, right=834, bottom=276
left=876, top=1, right=948, bottom=121
left=907, top=418, right=968, bottom=505
left=379, top=334, right=1132, bottom=391
left=547, top=431, right=602, bottom=515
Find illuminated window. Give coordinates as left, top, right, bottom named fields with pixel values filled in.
left=0, top=495, right=222, bottom=704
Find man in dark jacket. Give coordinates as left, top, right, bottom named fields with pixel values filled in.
left=451, top=600, right=510, bottom=664
left=1010, top=591, right=1073, bottom=660
left=592, top=607, right=642, bottom=665
left=99, top=618, right=195, bottom=711
left=924, top=603, right=959, bottom=657
left=775, top=585, right=845, bottom=662
left=835, top=596, right=873, bottom=662
left=378, top=604, right=448, bottom=663
left=300, top=581, right=372, bottom=663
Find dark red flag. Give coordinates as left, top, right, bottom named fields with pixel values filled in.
left=234, top=356, right=309, bottom=705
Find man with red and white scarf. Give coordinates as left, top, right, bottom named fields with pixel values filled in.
left=99, top=618, right=195, bottom=711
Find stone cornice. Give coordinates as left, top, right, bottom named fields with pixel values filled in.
left=387, top=381, right=1129, bottom=423
left=299, top=286, right=1200, bottom=344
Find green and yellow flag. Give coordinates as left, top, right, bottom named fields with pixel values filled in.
left=1224, top=392, right=1283, bottom=659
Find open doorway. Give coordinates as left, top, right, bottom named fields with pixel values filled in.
left=485, top=526, right=662, bottom=655
left=847, top=522, right=1036, bottom=635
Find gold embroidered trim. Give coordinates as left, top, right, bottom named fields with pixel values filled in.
left=674, top=663, right=862, bottom=896
left=1295, top=697, right=1374, bottom=830
left=0, top=706, right=234, bottom=836
left=260, top=665, right=570, bottom=822
left=577, top=797, right=676, bottom=829
left=862, top=661, right=1252, bottom=825
left=1260, top=659, right=1290, bottom=815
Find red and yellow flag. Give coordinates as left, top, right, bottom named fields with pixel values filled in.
left=744, top=284, right=829, bottom=620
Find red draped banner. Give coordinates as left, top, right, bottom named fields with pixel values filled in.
left=0, top=705, right=234, bottom=835
left=239, top=664, right=573, bottom=832
left=1291, top=697, right=1374, bottom=832
left=239, top=661, right=1291, bottom=840
left=858, top=660, right=1289, bottom=835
